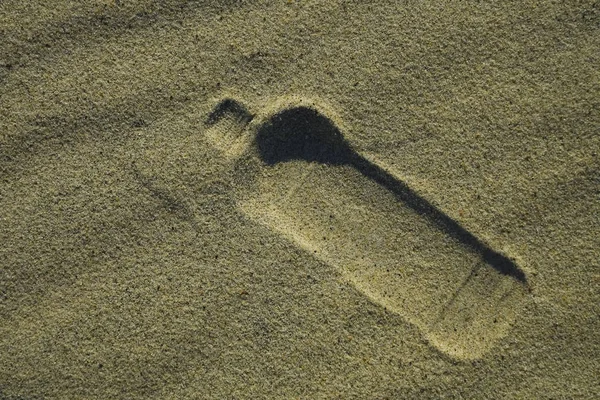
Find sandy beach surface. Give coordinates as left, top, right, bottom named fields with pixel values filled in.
left=1, top=1, right=599, bottom=398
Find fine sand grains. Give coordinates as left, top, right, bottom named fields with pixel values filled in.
left=2, top=1, right=599, bottom=398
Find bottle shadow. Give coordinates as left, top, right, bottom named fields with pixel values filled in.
left=254, top=106, right=527, bottom=284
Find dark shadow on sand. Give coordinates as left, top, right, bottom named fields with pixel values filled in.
left=254, top=107, right=527, bottom=284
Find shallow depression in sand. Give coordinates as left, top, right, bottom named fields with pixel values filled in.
left=139, top=96, right=529, bottom=360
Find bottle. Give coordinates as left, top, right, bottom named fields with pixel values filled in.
left=139, top=95, right=529, bottom=360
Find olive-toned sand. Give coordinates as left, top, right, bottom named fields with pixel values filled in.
left=1, top=1, right=599, bottom=399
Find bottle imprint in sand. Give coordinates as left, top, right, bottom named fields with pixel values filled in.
left=190, top=97, right=528, bottom=360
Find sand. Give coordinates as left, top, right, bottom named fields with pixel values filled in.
left=1, top=1, right=599, bottom=398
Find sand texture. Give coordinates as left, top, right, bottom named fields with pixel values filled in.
left=1, top=1, right=599, bottom=399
